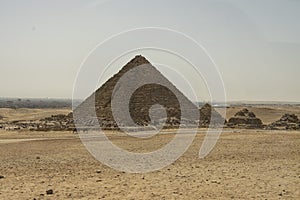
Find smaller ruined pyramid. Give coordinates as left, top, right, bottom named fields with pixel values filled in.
left=74, top=55, right=199, bottom=129
left=267, top=113, right=300, bottom=130
left=199, top=103, right=226, bottom=127
left=227, top=108, right=263, bottom=129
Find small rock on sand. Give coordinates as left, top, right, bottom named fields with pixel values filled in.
left=46, top=189, right=53, bottom=195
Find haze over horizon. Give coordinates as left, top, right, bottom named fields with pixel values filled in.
left=1, top=0, right=299, bottom=102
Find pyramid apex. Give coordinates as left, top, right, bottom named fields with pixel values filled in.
left=130, top=55, right=150, bottom=63
left=120, top=55, right=151, bottom=72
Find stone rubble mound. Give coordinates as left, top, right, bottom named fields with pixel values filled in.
left=267, top=114, right=300, bottom=130
left=0, top=113, right=75, bottom=131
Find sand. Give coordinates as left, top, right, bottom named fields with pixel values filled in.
left=0, top=107, right=300, bottom=199
left=0, top=129, right=299, bottom=199
left=0, top=108, right=70, bottom=122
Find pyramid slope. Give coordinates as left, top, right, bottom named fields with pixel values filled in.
left=74, top=55, right=199, bottom=129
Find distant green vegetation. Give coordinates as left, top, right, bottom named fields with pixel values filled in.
left=0, top=98, right=82, bottom=109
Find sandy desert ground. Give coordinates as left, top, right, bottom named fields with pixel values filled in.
left=0, top=108, right=70, bottom=122
left=0, top=107, right=300, bottom=199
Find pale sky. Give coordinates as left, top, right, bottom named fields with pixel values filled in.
left=0, top=0, right=299, bottom=102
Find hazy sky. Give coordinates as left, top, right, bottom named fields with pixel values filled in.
left=0, top=0, right=299, bottom=102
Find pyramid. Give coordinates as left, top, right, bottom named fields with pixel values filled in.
left=199, top=103, right=226, bottom=127
left=227, top=108, right=263, bottom=129
left=267, top=114, right=300, bottom=130
left=73, top=55, right=199, bottom=129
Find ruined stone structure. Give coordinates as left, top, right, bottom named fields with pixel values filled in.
left=267, top=114, right=300, bottom=130
left=199, top=103, right=226, bottom=127
left=227, top=108, right=263, bottom=129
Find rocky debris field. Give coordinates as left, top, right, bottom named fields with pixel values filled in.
left=0, top=113, right=75, bottom=131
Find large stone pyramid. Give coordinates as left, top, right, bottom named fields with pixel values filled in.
left=73, top=55, right=199, bottom=129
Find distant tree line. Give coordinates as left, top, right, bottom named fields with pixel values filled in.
left=0, top=98, right=82, bottom=109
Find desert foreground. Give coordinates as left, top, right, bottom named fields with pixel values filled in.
left=0, top=107, right=300, bottom=199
